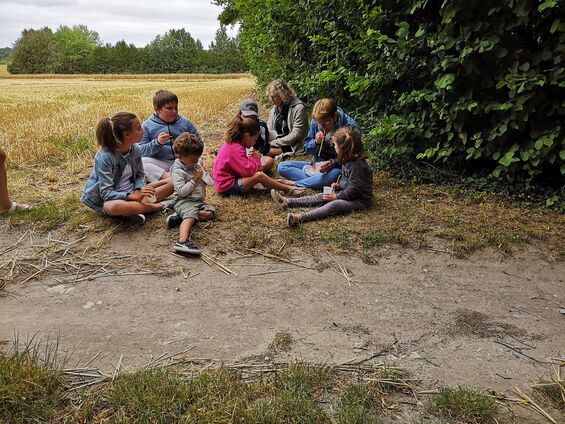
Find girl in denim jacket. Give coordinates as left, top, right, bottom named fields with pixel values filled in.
left=81, top=112, right=173, bottom=223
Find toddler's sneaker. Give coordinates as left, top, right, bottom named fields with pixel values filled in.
left=286, top=213, right=302, bottom=227
left=174, top=240, right=202, bottom=255
left=125, top=214, right=145, bottom=224
left=270, top=189, right=288, bottom=209
left=166, top=213, right=183, bottom=228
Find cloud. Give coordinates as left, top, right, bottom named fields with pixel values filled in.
left=0, top=0, right=236, bottom=48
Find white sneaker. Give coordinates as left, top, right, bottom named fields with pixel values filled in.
left=125, top=214, right=145, bottom=224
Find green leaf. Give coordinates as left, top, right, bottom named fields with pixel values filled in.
left=550, top=19, right=561, bottom=34
left=519, top=62, right=530, bottom=72
left=434, top=74, right=455, bottom=89
left=415, top=26, right=426, bottom=37
left=539, top=0, right=557, bottom=12
left=499, top=151, right=515, bottom=167
left=535, top=139, right=544, bottom=150
left=560, top=150, right=565, bottom=160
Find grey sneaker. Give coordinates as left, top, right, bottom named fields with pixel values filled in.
left=174, top=240, right=202, bottom=255
left=125, top=214, right=145, bottom=224
left=166, top=213, right=183, bottom=228
left=161, top=198, right=177, bottom=211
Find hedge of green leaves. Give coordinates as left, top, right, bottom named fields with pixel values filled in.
left=219, top=0, right=564, bottom=203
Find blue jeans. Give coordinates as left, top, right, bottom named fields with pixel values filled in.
left=278, top=161, right=342, bottom=189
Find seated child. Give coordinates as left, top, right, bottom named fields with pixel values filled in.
left=81, top=112, right=173, bottom=224
left=140, top=89, right=201, bottom=182
left=271, top=127, right=372, bottom=226
left=278, top=98, right=359, bottom=189
left=213, top=115, right=305, bottom=197
left=166, top=133, right=216, bottom=255
left=238, top=98, right=275, bottom=173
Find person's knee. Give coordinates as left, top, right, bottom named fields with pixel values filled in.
left=255, top=171, right=266, bottom=180
left=199, top=210, right=214, bottom=221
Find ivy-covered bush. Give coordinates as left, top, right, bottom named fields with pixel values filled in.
left=219, top=0, right=564, bottom=203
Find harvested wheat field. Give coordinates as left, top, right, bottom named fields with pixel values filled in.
left=1, top=73, right=563, bottom=422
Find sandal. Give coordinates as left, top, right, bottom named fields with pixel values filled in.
left=286, top=213, right=302, bottom=227
left=286, top=186, right=305, bottom=197
left=270, top=189, right=288, bottom=209
left=0, top=201, right=30, bottom=215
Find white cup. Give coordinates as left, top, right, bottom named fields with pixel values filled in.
left=147, top=194, right=157, bottom=203
left=246, top=147, right=254, bottom=157
left=323, top=186, right=333, bottom=195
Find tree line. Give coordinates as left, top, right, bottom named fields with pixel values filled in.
left=7, top=25, right=247, bottom=74
left=216, top=0, right=564, bottom=207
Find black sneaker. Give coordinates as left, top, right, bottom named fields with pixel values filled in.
left=174, top=240, right=202, bottom=255
left=166, top=213, right=183, bottom=228
left=125, top=214, right=145, bottom=224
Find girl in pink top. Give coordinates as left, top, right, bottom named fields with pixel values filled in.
left=213, top=115, right=305, bottom=197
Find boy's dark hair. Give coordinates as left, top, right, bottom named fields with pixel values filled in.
left=173, top=133, right=203, bottom=157
left=153, top=90, right=178, bottom=110
left=333, top=127, right=366, bottom=163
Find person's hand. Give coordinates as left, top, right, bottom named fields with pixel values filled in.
left=323, top=191, right=337, bottom=202
left=252, top=150, right=262, bottom=158
left=319, top=160, right=333, bottom=173
left=157, top=132, right=171, bottom=145
left=331, top=182, right=340, bottom=191
left=193, top=169, right=203, bottom=181
left=315, top=131, right=325, bottom=145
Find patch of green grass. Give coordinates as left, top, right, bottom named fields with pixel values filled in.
left=7, top=192, right=87, bottom=230
left=0, top=352, right=63, bottom=423
left=336, top=383, right=381, bottom=424
left=105, top=369, right=191, bottom=422
left=320, top=227, right=353, bottom=250
left=433, top=387, right=497, bottom=423
left=48, top=136, right=95, bottom=158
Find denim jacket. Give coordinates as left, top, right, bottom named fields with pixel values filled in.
left=81, top=145, right=145, bottom=214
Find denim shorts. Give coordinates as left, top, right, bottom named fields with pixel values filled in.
left=219, top=178, right=245, bottom=197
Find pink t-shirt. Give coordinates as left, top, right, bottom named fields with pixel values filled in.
left=213, top=141, right=261, bottom=193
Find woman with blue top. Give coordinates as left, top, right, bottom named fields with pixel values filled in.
left=277, top=98, right=359, bottom=189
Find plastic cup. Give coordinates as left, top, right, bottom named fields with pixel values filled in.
left=323, top=186, right=333, bottom=195
left=246, top=147, right=254, bottom=157
left=147, top=194, right=157, bottom=203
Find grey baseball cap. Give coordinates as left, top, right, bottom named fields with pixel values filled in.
left=239, top=98, right=259, bottom=116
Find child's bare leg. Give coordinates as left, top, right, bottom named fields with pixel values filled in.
left=259, top=156, right=275, bottom=172
left=241, top=172, right=302, bottom=193
left=103, top=200, right=161, bottom=217
left=149, top=179, right=174, bottom=201
left=198, top=210, right=214, bottom=221
left=179, top=217, right=196, bottom=242
left=267, top=147, right=283, bottom=157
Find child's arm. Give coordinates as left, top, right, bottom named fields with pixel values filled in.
left=97, top=155, right=129, bottom=201
left=303, top=120, right=321, bottom=155
left=228, top=149, right=261, bottom=178
left=139, top=124, right=167, bottom=157
left=172, top=168, right=201, bottom=198
left=133, top=148, right=146, bottom=191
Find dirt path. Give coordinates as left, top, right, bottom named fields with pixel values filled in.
left=1, top=223, right=563, bottom=407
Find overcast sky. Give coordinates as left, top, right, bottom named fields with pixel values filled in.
left=0, top=0, right=237, bottom=49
